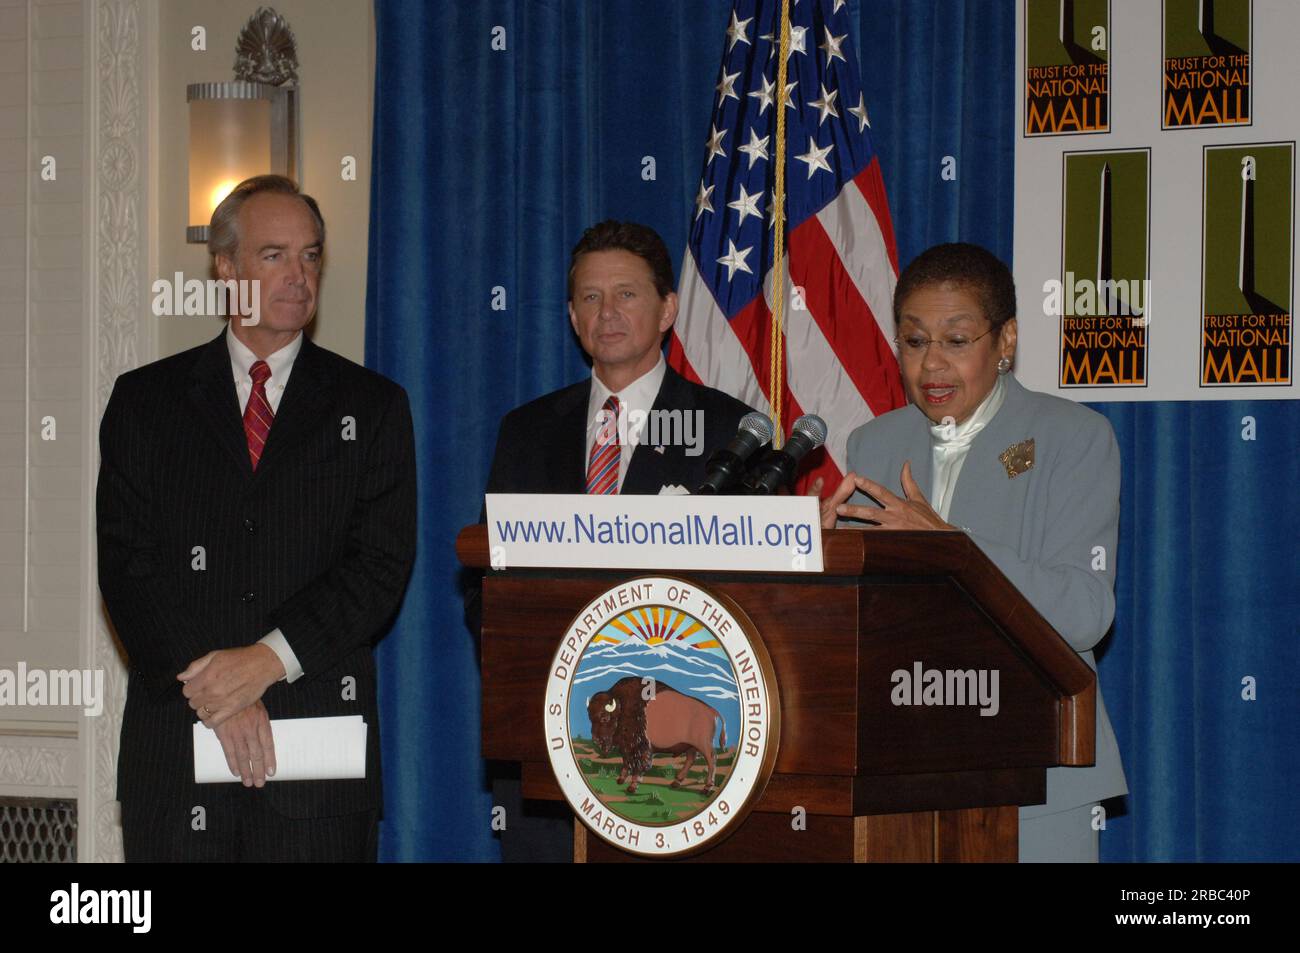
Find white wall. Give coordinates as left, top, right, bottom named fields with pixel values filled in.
left=0, top=0, right=88, bottom=804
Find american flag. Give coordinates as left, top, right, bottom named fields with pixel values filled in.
left=669, top=0, right=905, bottom=492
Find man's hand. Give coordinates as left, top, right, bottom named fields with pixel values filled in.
left=212, top=700, right=277, bottom=787
left=179, top=644, right=285, bottom=727
left=827, top=461, right=955, bottom=531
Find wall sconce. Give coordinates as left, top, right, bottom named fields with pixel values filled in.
left=186, top=6, right=301, bottom=243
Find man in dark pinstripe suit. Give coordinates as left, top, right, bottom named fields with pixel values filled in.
left=97, top=176, right=416, bottom=861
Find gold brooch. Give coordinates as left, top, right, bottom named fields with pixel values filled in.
left=999, top=439, right=1035, bottom=478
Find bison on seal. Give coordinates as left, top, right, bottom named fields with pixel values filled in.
left=586, top=676, right=727, bottom=796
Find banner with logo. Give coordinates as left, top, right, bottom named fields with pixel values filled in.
left=1058, top=148, right=1151, bottom=387
left=1163, top=0, right=1251, bottom=129
left=1200, top=142, right=1293, bottom=385
left=1025, top=0, right=1110, bottom=136
left=1014, top=0, right=1297, bottom=400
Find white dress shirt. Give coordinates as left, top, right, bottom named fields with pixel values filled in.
left=928, top=373, right=1007, bottom=522
left=227, top=324, right=302, bottom=414
left=584, top=355, right=667, bottom=490
left=225, top=325, right=305, bottom=683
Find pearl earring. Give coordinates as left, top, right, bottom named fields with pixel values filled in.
left=997, top=357, right=1012, bottom=374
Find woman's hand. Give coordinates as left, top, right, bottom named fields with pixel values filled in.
left=823, top=460, right=955, bottom=531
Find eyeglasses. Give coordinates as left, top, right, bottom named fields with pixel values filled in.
left=894, top=327, right=995, bottom=357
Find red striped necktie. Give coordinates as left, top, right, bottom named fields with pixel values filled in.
left=585, top=395, right=621, bottom=494
left=243, top=360, right=275, bottom=471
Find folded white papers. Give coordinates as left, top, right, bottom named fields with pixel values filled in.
left=193, top=715, right=367, bottom=783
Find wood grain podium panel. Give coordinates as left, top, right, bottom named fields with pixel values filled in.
left=935, top=806, right=1019, bottom=862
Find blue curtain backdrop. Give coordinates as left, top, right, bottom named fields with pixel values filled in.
left=366, top=0, right=1299, bottom=862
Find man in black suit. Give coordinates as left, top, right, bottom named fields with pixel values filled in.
left=478, top=220, right=756, bottom=860
left=485, top=220, right=755, bottom=496
left=97, top=175, right=416, bottom=862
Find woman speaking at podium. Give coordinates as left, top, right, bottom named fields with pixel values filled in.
left=822, top=243, right=1127, bottom=863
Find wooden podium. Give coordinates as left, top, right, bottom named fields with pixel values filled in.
left=457, top=525, right=1096, bottom=862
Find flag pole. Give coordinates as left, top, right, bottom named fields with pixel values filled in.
left=770, top=0, right=792, bottom=447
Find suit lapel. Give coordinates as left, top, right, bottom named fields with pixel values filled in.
left=909, top=425, right=933, bottom=500
left=623, top=368, right=693, bottom=495
left=187, top=331, right=254, bottom=479
left=893, top=405, right=933, bottom=499
left=552, top=380, right=591, bottom=494
left=947, top=376, right=1031, bottom=519
left=254, top=335, right=335, bottom=478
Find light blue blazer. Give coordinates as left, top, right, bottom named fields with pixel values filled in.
left=843, top=373, right=1127, bottom=817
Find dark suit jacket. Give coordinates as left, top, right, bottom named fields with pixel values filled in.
left=484, top=364, right=755, bottom=496
left=97, top=330, right=416, bottom=822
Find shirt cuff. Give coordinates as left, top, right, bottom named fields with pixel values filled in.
left=258, top=629, right=304, bottom=683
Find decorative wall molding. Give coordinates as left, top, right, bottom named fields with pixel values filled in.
left=0, top=743, right=74, bottom=790
left=0, top=720, right=77, bottom=739
left=82, top=0, right=156, bottom=865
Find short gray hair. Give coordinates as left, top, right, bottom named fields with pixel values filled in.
left=207, top=174, right=325, bottom=259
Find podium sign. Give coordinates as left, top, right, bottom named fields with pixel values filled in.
left=485, top=494, right=823, bottom=573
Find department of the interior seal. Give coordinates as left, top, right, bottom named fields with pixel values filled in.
left=544, top=576, right=779, bottom=857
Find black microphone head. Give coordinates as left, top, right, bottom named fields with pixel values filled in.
left=790, top=414, right=828, bottom=450
left=740, top=415, right=827, bottom=495
left=738, top=411, right=775, bottom=445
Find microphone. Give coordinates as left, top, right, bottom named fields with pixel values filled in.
left=740, top=414, right=828, bottom=495
left=695, top=412, right=775, bottom=495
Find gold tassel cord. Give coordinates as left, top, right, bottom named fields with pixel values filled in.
left=770, top=0, right=791, bottom=448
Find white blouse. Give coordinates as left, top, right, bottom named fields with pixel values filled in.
left=928, top=374, right=1007, bottom=521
